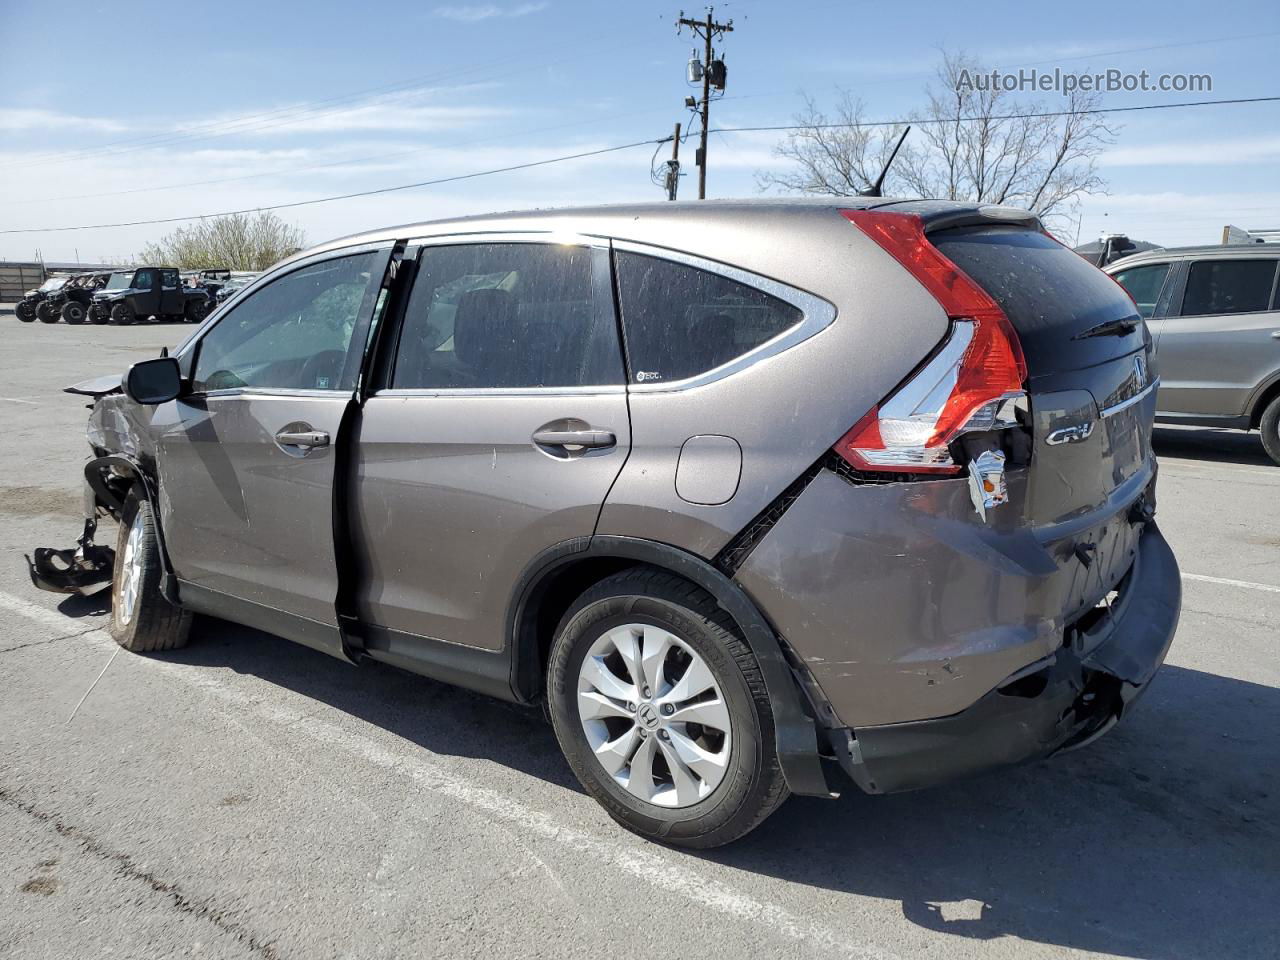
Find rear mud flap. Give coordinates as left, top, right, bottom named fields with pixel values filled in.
left=25, top=519, right=114, bottom=596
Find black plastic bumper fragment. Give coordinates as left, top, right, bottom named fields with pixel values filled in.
left=834, top=522, right=1180, bottom=795
left=26, top=518, right=114, bottom=596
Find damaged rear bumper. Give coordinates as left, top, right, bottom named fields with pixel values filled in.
left=833, top=522, right=1180, bottom=794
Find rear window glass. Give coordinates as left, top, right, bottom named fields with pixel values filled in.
left=932, top=226, right=1142, bottom=370
left=1181, top=259, right=1277, bottom=316
left=614, top=252, right=803, bottom=384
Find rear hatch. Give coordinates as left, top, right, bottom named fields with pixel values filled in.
left=929, top=221, right=1154, bottom=531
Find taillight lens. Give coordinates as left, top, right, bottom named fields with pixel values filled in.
left=837, top=210, right=1028, bottom=475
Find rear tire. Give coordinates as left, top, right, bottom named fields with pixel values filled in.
left=1260, top=395, right=1280, bottom=466
left=36, top=301, right=59, bottom=323
left=547, top=569, right=788, bottom=848
left=184, top=299, right=209, bottom=323
left=61, top=301, right=86, bottom=324
left=110, top=492, right=191, bottom=652
left=109, top=303, right=135, bottom=326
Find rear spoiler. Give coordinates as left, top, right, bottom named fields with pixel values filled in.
left=863, top=199, right=1043, bottom=234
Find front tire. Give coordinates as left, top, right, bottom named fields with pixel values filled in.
left=1260, top=395, right=1280, bottom=466
left=547, top=569, right=788, bottom=848
left=109, top=303, right=135, bottom=325
left=89, top=305, right=109, bottom=325
left=110, top=492, right=191, bottom=652
left=61, top=301, right=86, bottom=324
left=16, top=301, right=37, bottom=322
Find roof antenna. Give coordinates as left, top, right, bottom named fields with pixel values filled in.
left=860, top=125, right=911, bottom=198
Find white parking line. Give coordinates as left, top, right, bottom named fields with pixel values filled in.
left=0, top=396, right=37, bottom=405
left=1182, top=573, right=1280, bottom=595
left=1159, top=459, right=1279, bottom=480
left=0, top=589, right=893, bottom=960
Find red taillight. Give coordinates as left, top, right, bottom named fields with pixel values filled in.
left=836, top=210, right=1028, bottom=475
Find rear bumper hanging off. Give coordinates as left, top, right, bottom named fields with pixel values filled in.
left=833, top=522, right=1180, bottom=794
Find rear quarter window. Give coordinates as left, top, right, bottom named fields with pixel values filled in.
left=614, top=251, right=803, bottom=385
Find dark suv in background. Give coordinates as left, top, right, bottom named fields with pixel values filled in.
left=36, top=199, right=1180, bottom=847
left=1107, top=245, right=1280, bottom=463
left=88, top=267, right=212, bottom=325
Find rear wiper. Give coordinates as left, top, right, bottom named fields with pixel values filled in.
left=1074, top=316, right=1139, bottom=340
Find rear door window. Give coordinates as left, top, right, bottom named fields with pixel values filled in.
left=391, top=243, right=623, bottom=389
left=1111, top=263, right=1170, bottom=319
left=613, top=251, right=803, bottom=385
left=1180, top=259, right=1278, bottom=316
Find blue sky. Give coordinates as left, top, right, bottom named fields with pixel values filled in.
left=1, top=0, right=1278, bottom=262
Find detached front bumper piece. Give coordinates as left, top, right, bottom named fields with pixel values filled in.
left=26, top=519, right=114, bottom=596
left=835, top=523, right=1180, bottom=794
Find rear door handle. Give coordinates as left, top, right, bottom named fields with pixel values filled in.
left=275, top=428, right=330, bottom=448
left=531, top=428, right=616, bottom=449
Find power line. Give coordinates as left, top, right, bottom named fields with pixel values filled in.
left=3, top=94, right=1276, bottom=236
left=0, top=140, right=665, bottom=235
left=716, top=95, right=1280, bottom=135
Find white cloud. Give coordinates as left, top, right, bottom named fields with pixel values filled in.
left=432, top=2, right=548, bottom=22
left=0, top=108, right=128, bottom=133
left=1103, top=135, right=1280, bottom=167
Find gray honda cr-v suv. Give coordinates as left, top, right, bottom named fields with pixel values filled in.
left=33, top=199, right=1181, bottom=847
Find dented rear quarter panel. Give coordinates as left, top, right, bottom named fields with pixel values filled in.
left=735, top=384, right=1159, bottom=730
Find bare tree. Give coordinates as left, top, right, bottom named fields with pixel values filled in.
left=756, top=91, right=910, bottom=197
left=759, top=51, right=1115, bottom=231
left=137, top=211, right=306, bottom=271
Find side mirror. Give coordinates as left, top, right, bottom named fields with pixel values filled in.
left=125, top=357, right=183, bottom=405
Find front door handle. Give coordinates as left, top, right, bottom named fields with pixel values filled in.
left=275, top=428, right=330, bottom=448
left=531, top=428, right=616, bottom=449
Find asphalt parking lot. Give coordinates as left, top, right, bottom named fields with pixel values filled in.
left=1, top=313, right=1276, bottom=960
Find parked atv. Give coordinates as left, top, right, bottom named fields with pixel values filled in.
left=88, top=267, right=211, bottom=325
left=40, top=271, right=112, bottom=324
left=17, top=276, right=71, bottom=323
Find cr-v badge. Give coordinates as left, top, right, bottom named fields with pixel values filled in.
left=1046, top=421, right=1096, bottom=446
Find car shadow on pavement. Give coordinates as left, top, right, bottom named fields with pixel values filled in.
left=706, top=663, right=1280, bottom=960
left=151, top=618, right=1278, bottom=959
left=1153, top=425, right=1274, bottom=467
left=160, top=616, right=583, bottom=793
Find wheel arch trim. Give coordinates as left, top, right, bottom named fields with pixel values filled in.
left=84, top=454, right=181, bottom=604
left=507, top=535, right=834, bottom=798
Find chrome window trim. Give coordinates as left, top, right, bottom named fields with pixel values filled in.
left=1100, top=378, right=1160, bottom=419
left=371, top=385, right=627, bottom=399
left=189, top=387, right=352, bottom=400
left=611, top=239, right=838, bottom=393
left=405, top=230, right=609, bottom=249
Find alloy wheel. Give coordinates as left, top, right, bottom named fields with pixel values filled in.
left=117, top=510, right=146, bottom=627
left=576, top=623, right=732, bottom=808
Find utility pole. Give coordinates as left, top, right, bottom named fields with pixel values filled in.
left=677, top=8, right=733, bottom=199
left=665, top=122, right=682, bottom=200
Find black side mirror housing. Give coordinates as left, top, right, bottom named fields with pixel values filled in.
left=125, top=357, right=183, bottom=405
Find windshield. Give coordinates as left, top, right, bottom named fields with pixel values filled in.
left=38, top=277, right=68, bottom=292
left=104, top=272, right=135, bottom=291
